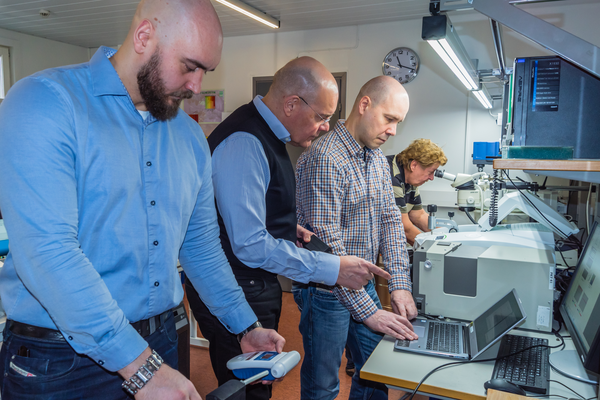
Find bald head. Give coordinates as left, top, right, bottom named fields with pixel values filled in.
left=345, top=75, right=410, bottom=149
left=351, top=75, right=408, bottom=112
left=262, top=57, right=338, bottom=148
left=267, top=56, right=338, bottom=104
left=132, top=0, right=222, bottom=49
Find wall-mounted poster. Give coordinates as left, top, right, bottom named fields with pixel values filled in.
left=184, top=90, right=225, bottom=123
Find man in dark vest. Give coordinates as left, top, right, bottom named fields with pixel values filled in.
left=185, top=57, right=390, bottom=399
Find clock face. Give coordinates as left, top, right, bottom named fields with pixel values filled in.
left=382, top=47, right=420, bottom=84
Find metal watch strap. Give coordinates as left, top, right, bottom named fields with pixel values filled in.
left=122, top=350, right=164, bottom=396
left=237, top=320, right=262, bottom=343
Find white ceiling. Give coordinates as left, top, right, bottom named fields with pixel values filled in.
left=0, top=0, right=429, bottom=49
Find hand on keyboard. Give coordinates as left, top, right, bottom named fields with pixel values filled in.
left=364, top=310, right=418, bottom=341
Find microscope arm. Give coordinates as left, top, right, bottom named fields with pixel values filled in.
left=478, top=191, right=579, bottom=238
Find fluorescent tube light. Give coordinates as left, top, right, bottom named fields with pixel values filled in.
left=473, top=87, right=493, bottom=109
left=214, top=0, right=280, bottom=29
left=427, top=39, right=477, bottom=90
left=422, top=14, right=479, bottom=91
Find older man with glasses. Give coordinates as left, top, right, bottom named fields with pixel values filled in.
left=185, top=56, right=390, bottom=400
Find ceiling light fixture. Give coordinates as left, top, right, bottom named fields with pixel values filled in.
left=213, top=0, right=280, bottom=29
left=473, top=85, right=493, bottom=109
left=422, top=14, right=479, bottom=91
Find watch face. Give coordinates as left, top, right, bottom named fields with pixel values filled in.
left=382, top=47, right=420, bottom=84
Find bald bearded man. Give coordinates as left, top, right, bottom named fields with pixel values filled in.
left=0, top=1, right=285, bottom=399
left=185, top=57, right=390, bottom=400
left=295, top=76, right=418, bottom=400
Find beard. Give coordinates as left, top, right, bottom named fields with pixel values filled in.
left=137, top=49, right=193, bottom=121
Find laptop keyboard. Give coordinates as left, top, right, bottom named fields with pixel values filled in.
left=492, top=334, right=550, bottom=394
left=426, top=322, right=460, bottom=353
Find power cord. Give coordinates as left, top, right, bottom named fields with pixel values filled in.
left=547, top=380, right=596, bottom=400
left=557, top=249, right=572, bottom=269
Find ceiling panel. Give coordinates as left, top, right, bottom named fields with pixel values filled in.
left=0, top=0, right=430, bottom=48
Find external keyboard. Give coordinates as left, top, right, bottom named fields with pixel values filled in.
left=492, top=334, right=550, bottom=394
left=426, top=322, right=460, bottom=354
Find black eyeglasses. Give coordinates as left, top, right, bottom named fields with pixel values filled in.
left=298, top=96, right=331, bottom=126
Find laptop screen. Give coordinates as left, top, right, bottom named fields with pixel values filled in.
left=473, top=289, right=525, bottom=350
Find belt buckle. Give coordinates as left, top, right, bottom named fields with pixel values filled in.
left=149, top=317, right=156, bottom=336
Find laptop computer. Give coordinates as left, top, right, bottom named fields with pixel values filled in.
left=394, top=288, right=527, bottom=360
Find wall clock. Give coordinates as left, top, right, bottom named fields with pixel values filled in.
left=382, top=47, right=420, bottom=84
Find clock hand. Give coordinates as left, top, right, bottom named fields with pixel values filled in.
left=384, top=62, right=400, bottom=70
left=395, top=56, right=415, bottom=72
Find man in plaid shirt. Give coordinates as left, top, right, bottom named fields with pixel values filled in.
left=294, top=76, right=417, bottom=400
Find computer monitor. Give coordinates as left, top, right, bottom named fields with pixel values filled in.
left=511, top=56, right=600, bottom=159
left=554, top=221, right=600, bottom=383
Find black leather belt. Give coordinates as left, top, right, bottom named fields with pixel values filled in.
left=7, top=309, right=172, bottom=342
left=309, top=282, right=336, bottom=291
left=7, top=320, right=66, bottom=342
left=130, top=309, right=171, bottom=338
left=293, top=281, right=336, bottom=291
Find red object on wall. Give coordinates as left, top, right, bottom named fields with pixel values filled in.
left=188, top=114, right=199, bottom=122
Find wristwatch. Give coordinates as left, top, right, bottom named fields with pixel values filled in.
left=122, top=349, right=164, bottom=395
left=237, top=320, right=262, bottom=343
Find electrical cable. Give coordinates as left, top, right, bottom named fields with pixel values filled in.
left=404, top=334, right=566, bottom=400
left=464, top=210, right=477, bottom=224
left=489, top=168, right=499, bottom=227
left=586, top=184, right=592, bottom=237
left=558, top=249, right=571, bottom=269
left=417, top=311, right=440, bottom=320
left=547, top=380, right=595, bottom=400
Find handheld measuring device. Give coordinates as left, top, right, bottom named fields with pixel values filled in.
left=226, top=351, right=301, bottom=381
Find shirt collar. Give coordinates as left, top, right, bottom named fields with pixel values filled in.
left=333, top=121, right=370, bottom=160
left=90, top=46, right=130, bottom=97
left=253, top=95, right=291, bottom=144
left=395, top=158, right=411, bottom=189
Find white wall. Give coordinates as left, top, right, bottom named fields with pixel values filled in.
left=0, top=27, right=89, bottom=86
left=201, top=0, right=600, bottom=223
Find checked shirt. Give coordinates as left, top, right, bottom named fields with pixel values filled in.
left=296, top=121, right=411, bottom=321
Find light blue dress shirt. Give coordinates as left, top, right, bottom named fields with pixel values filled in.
left=0, top=47, right=256, bottom=372
left=211, top=96, right=339, bottom=284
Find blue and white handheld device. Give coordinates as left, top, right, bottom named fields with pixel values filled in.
left=226, top=351, right=301, bottom=381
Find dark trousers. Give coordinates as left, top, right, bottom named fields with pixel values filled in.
left=185, top=274, right=282, bottom=400
left=0, top=311, right=179, bottom=400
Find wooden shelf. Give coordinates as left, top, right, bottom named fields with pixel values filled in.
left=494, top=159, right=600, bottom=171
left=493, top=159, right=600, bottom=183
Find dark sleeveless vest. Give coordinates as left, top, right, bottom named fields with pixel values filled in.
left=208, top=101, right=297, bottom=279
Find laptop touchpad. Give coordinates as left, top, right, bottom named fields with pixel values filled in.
left=413, top=326, right=426, bottom=337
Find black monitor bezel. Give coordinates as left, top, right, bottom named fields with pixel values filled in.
left=558, top=221, right=600, bottom=378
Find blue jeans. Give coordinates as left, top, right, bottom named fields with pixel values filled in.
left=293, top=281, right=387, bottom=400
left=0, top=312, right=179, bottom=400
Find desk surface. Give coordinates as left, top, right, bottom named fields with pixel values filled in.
left=486, top=389, right=530, bottom=400
left=361, top=330, right=598, bottom=400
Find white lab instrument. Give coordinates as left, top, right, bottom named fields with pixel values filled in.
left=413, top=241, right=555, bottom=332
left=412, top=175, right=578, bottom=333
left=227, top=351, right=300, bottom=381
